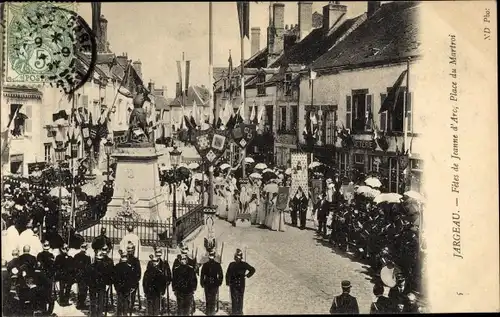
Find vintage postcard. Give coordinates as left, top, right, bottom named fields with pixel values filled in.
left=0, top=1, right=498, bottom=315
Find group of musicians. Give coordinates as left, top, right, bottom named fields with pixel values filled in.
left=2, top=225, right=256, bottom=316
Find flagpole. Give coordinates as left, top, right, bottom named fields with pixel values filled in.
left=240, top=4, right=247, bottom=179
left=310, top=71, right=314, bottom=165
left=403, top=57, right=410, bottom=191
left=208, top=1, right=215, bottom=208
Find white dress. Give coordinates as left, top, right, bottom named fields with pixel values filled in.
left=217, top=194, right=228, bottom=219
left=248, top=200, right=258, bottom=224
left=227, top=192, right=237, bottom=223
left=257, top=197, right=267, bottom=226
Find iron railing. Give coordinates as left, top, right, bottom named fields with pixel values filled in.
left=174, top=204, right=204, bottom=244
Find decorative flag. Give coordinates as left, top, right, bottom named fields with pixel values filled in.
left=185, top=60, right=191, bottom=97
left=309, top=69, right=317, bottom=89
left=1, top=105, right=21, bottom=163
left=250, top=102, right=256, bottom=123
left=236, top=102, right=245, bottom=124
left=257, top=105, right=265, bottom=124
left=379, top=70, right=408, bottom=114
left=237, top=2, right=250, bottom=39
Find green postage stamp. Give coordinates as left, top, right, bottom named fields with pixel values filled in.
left=3, top=2, right=96, bottom=94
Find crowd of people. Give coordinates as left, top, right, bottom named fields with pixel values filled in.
left=2, top=224, right=256, bottom=317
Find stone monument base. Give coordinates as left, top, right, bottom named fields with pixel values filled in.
left=106, top=144, right=165, bottom=221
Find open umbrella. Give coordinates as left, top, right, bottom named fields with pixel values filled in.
left=374, top=193, right=403, bottom=204
left=285, top=168, right=292, bottom=175
left=403, top=190, right=426, bottom=203
left=80, top=181, right=104, bottom=197
left=249, top=172, right=262, bottom=179
left=188, top=162, right=200, bottom=170
left=262, top=168, right=273, bottom=174
left=49, top=186, right=71, bottom=197
left=244, top=157, right=255, bottom=164
left=365, top=177, right=382, bottom=188
left=219, top=163, right=231, bottom=170
left=263, top=183, right=279, bottom=193
left=262, top=170, right=277, bottom=180
left=254, top=163, right=267, bottom=170
left=308, top=161, right=322, bottom=169
left=176, top=166, right=191, bottom=178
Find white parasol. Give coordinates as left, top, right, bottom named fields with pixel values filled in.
left=254, top=163, right=267, bottom=170
left=403, top=190, right=426, bottom=203
left=263, top=183, right=279, bottom=193
left=308, top=161, right=322, bottom=169
left=244, top=157, right=255, bottom=164
left=249, top=173, right=262, bottom=179
left=262, top=168, right=273, bottom=174
left=364, top=177, right=382, bottom=188
left=374, top=193, right=403, bottom=204
left=219, top=163, right=231, bottom=170
left=188, top=162, right=200, bottom=170
left=178, top=163, right=188, bottom=168
left=49, top=186, right=71, bottom=197
left=285, top=168, right=292, bottom=175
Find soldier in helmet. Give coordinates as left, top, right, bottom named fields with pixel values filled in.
left=172, top=253, right=198, bottom=316
left=151, top=247, right=172, bottom=311
left=101, top=245, right=115, bottom=310
left=91, top=227, right=112, bottom=257
left=200, top=249, right=223, bottom=316
left=114, top=250, right=135, bottom=316
left=54, top=243, right=74, bottom=306
left=143, top=254, right=168, bottom=316
left=88, top=252, right=108, bottom=317
left=120, top=224, right=141, bottom=258
left=225, top=248, right=255, bottom=315
left=126, top=242, right=142, bottom=311
left=173, top=244, right=198, bottom=273
left=74, top=242, right=91, bottom=309
left=37, top=241, right=55, bottom=280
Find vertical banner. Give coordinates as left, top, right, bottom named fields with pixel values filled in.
left=185, top=60, right=191, bottom=97
left=311, top=179, right=323, bottom=205
left=290, top=153, right=309, bottom=199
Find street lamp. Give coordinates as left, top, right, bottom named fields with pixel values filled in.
left=104, top=139, right=114, bottom=182
left=169, top=145, right=182, bottom=246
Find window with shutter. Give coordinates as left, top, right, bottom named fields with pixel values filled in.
left=407, top=92, right=412, bottom=133
left=365, top=94, right=373, bottom=131
left=346, top=95, right=352, bottom=129
left=380, top=93, right=387, bottom=131
left=25, top=105, right=32, bottom=134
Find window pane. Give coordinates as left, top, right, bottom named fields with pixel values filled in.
left=346, top=113, right=352, bottom=129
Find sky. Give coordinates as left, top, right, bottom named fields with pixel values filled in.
left=77, top=2, right=368, bottom=98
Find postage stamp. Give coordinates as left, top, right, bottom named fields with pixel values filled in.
left=3, top=2, right=96, bottom=94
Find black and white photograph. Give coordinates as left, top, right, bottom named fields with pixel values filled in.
left=1, top=1, right=498, bottom=316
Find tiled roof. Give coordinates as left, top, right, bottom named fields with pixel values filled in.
left=269, top=15, right=362, bottom=69
left=312, top=1, right=421, bottom=71
left=169, top=85, right=210, bottom=108
left=155, top=95, right=174, bottom=111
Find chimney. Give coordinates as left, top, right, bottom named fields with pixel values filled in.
left=162, top=85, right=168, bottom=97
left=251, top=27, right=261, bottom=56
left=148, top=80, right=155, bottom=94
left=368, top=1, right=381, bottom=17
left=98, top=15, right=109, bottom=53
left=298, top=1, right=313, bottom=40
left=267, top=3, right=285, bottom=64
left=175, top=82, right=181, bottom=97
left=322, top=2, right=347, bottom=33
left=116, top=53, right=128, bottom=67
left=132, top=60, right=142, bottom=80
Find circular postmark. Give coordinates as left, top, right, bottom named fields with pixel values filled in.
left=6, top=3, right=96, bottom=95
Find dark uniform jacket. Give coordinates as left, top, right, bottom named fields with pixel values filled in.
left=30, top=269, right=52, bottom=305
left=172, top=264, right=197, bottom=295
left=370, top=296, right=393, bottom=314
left=200, top=259, right=223, bottom=289
left=329, top=293, right=359, bottom=314
left=7, top=257, right=20, bottom=274
left=18, top=253, right=37, bottom=273
left=388, top=285, right=411, bottom=307
left=54, top=253, right=74, bottom=282
left=73, top=251, right=91, bottom=284
left=113, top=262, right=135, bottom=294
left=225, top=261, right=255, bottom=289
left=91, top=235, right=112, bottom=252
left=173, top=256, right=198, bottom=275
left=314, top=199, right=330, bottom=221
left=290, top=195, right=308, bottom=212
left=37, top=251, right=55, bottom=279
left=88, top=260, right=112, bottom=291
left=127, top=255, right=142, bottom=286
left=143, top=265, right=168, bottom=298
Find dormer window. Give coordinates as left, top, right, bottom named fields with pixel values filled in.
left=257, top=73, right=266, bottom=96
left=284, top=73, right=292, bottom=96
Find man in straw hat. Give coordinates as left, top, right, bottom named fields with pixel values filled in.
left=225, top=248, right=255, bottom=315
left=329, top=280, right=359, bottom=314
left=200, top=249, right=223, bottom=315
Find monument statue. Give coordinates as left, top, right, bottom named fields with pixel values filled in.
left=127, top=85, right=150, bottom=144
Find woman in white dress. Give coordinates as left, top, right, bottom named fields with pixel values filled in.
left=257, top=193, right=267, bottom=226
left=265, top=193, right=275, bottom=229
left=217, top=187, right=228, bottom=219
left=269, top=194, right=280, bottom=231
left=227, top=189, right=238, bottom=223
left=248, top=194, right=258, bottom=224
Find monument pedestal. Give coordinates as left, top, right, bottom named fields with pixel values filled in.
left=106, top=144, right=165, bottom=221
